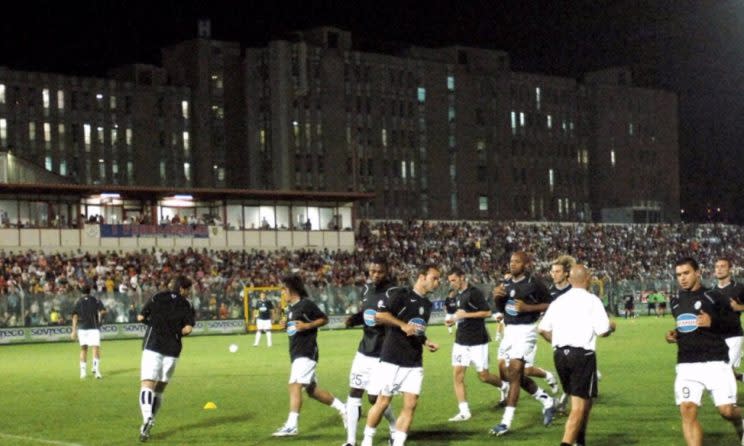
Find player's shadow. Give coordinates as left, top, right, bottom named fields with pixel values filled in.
left=155, top=413, right=253, bottom=439
left=101, top=367, right=137, bottom=377
left=409, top=428, right=477, bottom=443
left=591, top=433, right=640, bottom=445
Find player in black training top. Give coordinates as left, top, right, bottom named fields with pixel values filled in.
left=712, top=257, right=744, bottom=381
left=71, top=283, right=107, bottom=379
left=273, top=274, right=346, bottom=437
left=666, top=257, right=744, bottom=446
left=253, top=292, right=275, bottom=347
left=444, top=288, right=458, bottom=334
left=446, top=266, right=508, bottom=422
left=361, top=263, right=441, bottom=446
left=136, top=275, right=196, bottom=442
left=342, top=256, right=398, bottom=446
left=491, top=251, right=556, bottom=437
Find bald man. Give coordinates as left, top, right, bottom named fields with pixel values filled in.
left=539, top=264, right=616, bottom=446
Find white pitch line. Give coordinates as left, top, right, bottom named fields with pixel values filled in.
left=0, top=432, right=83, bottom=446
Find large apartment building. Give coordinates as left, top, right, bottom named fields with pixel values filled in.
left=0, top=26, right=679, bottom=222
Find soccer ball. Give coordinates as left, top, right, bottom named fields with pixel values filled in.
left=229, top=344, right=238, bottom=353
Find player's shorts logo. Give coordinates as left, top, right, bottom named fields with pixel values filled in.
left=363, top=309, right=377, bottom=327
left=505, top=299, right=518, bottom=316
left=409, top=317, right=427, bottom=335
left=676, top=313, right=698, bottom=333
left=286, top=321, right=297, bottom=336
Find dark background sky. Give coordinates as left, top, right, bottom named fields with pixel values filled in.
left=1, top=0, right=741, bottom=223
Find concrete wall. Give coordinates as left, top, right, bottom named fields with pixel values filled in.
left=0, top=227, right=355, bottom=252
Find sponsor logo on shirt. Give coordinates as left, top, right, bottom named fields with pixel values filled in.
left=676, top=313, right=698, bottom=333
left=363, top=309, right=377, bottom=327
left=505, top=299, right=519, bottom=316
left=286, top=321, right=297, bottom=336
left=409, top=317, right=426, bottom=335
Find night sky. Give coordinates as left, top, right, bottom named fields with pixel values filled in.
left=1, top=0, right=741, bottom=223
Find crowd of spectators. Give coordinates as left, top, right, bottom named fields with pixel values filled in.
left=1, top=220, right=743, bottom=328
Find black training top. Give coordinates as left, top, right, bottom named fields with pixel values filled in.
left=378, top=287, right=433, bottom=368
left=256, top=298, right=274, bottom=320
left=549, top=283, right=572, bottom=302
left=286, top=298, right=327, bottom=362
left=347, top=279, right=396, bottom=357
left=710, top=281, right=744, bottom=338
left=454, top=285, right=490, bottom=346
left=72, top=295, right=105, bottom=329
left=497, top=274, right=551, bottom=325
left=140, top=290, right=196, bottom=358
left=444, top=296, right=458, bottom=315
left=671, top=287, right=729, bottom=364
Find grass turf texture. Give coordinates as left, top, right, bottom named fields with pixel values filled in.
left=1, top=317, right=741, bottom=445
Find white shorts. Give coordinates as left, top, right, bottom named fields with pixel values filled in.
left=675, top=361, right=737, bottom=407
left=289, top=357, right=317, bottom=385
left=140, top=349, right=178, bottom=382
left=256, top=319, right=272, bottom=331
left=445, top=313, right=456, bottom=323
left=349, top=352, right=380, bottom=391
left=726, top=336, right=743, bottom=368
left=78, top=329, right=101, bottom=347
left=498, top=323, right=538, bottom=364
left=452, top=343, right=490, bottom=372
left=367, top=361, right=424, bottom=396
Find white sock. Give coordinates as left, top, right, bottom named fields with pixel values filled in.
left=331, top=398, right=345, bottom=412
left=532, top=388, right=553, bottom=409
left=383, top=404, right=397, bottom=433
left=346, top=397, right=362, bottom=444
left=286, top=411, right=299, bottom=428
left=361, top=426, right=376, bottom=446
left=501, top=406, right=515, bottom=427
left=79, top=361, right=86, bottom=374
left=392, top=430, right=408, bottom=446
left=266, top=331, right=272, bottom=346
left=139, top=388, right=154, bottom=422
left=153, top=392, right=164, bottom=416
left=254, top=331, right=261, bottom=345
left=92, top=358, right=100, bottom=373
left=458, top=401, right=470, bottom=415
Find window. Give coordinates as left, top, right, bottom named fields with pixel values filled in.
left=57, top=90, right=64, bottom=110
left=111, top=128, right=117, bottom=145
left=29, top=122, right=36, bottom=142
left=0, top=119, right=7, bottom=146
left=183, top=162, right=191, bottom=182
left=42, top=88, right=50, bottom=109
left=159, top=161, right=166, bottom=183
left=548, top=168, right=555, bottom=193
left=628, top=122, right=634, bottom=136
left=58, top=124, right=65, bottom=149
left=127, top=161, right=133, bottom=183
left=410, top=161, right=415, bottom=178
left=45, top=156, right=52, bottom=171
left=43, top=122, right=51, bottom=142
left=183, top=131, right=190, bottom=150
left=126, top=128, right=132, bottom=145
left=447, top=75, right=455, bottom=91
left=60, top=160, right=67, bottom=176
left=0, top=84, right=5, bottom=103
left=96, top=126, right=104, bottom=144
left=610, top=149, right=616, bottom=167
left=84, top=124, right=91, bottom=147
left=519, top=112, right=526, bottom=127
left=381, top=128, right=387, bottom=147
left=448, top=106, right=456, bottom=122
left=479, top=196, right=488, bottom=211
left=401, top=161, right=407, bottom=179
left=417, top=87, right=426, bottom=103
left=535, top=87, right=541, bottom=110
left=547, top=114, right=552, bottom=129
left=511, top=111, right=517, bottom=135
left=181, top=100, right=189, bottom=119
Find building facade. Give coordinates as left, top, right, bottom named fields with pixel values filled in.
left=0, top=26, right=680, bottom=222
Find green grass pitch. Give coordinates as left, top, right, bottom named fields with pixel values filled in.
left=1, top=317, right=742, bottom=445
